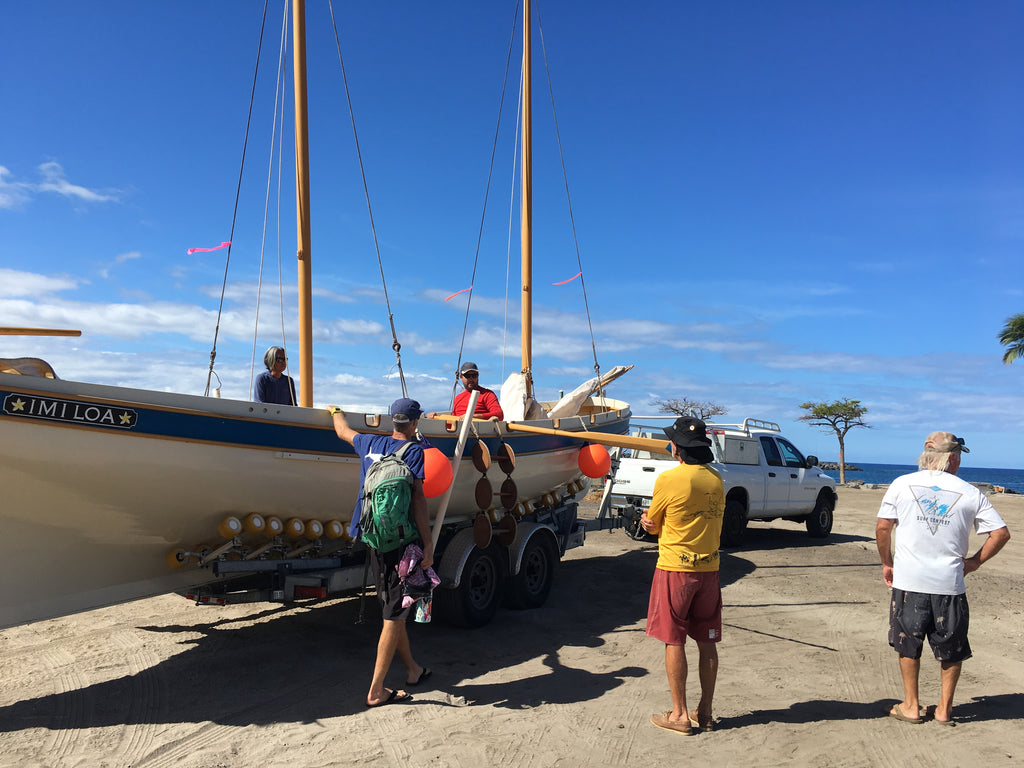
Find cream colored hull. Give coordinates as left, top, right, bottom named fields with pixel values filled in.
left=0, top=372, right=629, bottom=628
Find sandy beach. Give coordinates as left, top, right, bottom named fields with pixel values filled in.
left=1, top=486, right=1021, bottom=768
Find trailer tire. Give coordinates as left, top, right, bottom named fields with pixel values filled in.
left=435, top=543, right=506, bottom=628
left=806, top=491, right=835, bottom=539
left=506, top=533, right=557, bottom=610
left=720, top=498, right=748, bottom=548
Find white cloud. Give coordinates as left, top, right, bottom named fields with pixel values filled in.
left=0, top=268, right=81, bottom=297
left=99, top=250, right=142, bottom=279
left=312, top=286, right=356, bottom=304
left=35, top=161, right=117, bottom=203
left=0, top=162, right=118, bottom=208
left=315, top=317, right=385, bottom=342
left=0, top=166, right=32, bottom=209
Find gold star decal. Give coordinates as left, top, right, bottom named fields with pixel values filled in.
left=10, top=398, right=26, bottom=412
left=119, top=412, right=134, bottom=425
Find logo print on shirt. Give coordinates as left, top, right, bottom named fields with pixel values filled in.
left=910, top=484, right=963, bottom=535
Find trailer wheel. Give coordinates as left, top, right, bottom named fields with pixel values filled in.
left=435, top=544, right=506, bottom=628
left=506, top=534, right=557, bottom=610
left=806, top=491, right=835, bottom=539
left=720, top=498, right=748, bottom=548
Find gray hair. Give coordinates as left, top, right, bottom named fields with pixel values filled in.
left=263, top=346, right=285, bottom=370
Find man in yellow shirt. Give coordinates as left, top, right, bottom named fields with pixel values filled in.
left=640, top=416, right=725, bottom=735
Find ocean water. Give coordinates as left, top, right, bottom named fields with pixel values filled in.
left=827, top=461, right=1024, bottom=494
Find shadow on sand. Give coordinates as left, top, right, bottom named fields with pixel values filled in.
left=716, top=692, right=1024, bottom=729
left=0, top=547, right=659, bottom=730
left=0, top=525, right=881, bottom=731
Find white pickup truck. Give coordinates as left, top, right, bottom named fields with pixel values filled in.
left=606, top=418, right=837, bottom=547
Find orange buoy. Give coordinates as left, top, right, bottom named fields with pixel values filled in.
left=578, top=444, right=610, bottom=478
left=423, top=446, right=454, bottom=498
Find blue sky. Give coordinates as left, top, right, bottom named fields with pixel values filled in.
left=2, top=1, right=1022, bottom=469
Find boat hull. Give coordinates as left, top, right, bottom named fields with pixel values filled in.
left=0, top=372, right=629, bottom=628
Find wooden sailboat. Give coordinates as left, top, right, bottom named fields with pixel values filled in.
left=0, top=1, right=631, bottom=630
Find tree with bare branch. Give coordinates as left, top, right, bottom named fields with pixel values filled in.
left=653, top=397, right=727, bottom=421
left=797, top=398, right=869, bottom=484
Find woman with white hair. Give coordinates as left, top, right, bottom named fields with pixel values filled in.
left=253, top=346, right=297, bottom=405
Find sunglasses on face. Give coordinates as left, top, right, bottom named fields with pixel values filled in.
left=275, top=356, right=287, bottom=362
left=462, top=372, right=478, bottom=378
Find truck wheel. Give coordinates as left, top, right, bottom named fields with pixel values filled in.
left=720, top=499, right=747, bottom=548
left=435, top=543, right=506, bottom=628
left=506, top=534, right=557, bottom=610
left=806, top=492, right=835, bottom=538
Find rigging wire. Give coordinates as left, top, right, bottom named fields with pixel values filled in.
left=249, top=0, right=293, bottom=403
left=275, top=24, right=289, bottom=398
left=327, top=0, right=408, bottom=397
left=535, top=0, right=604, bottom=394
left=204, top=0, right=272, bottom=397
left=501, top=72, right=524, bottom=388
left=446, top=1, right=523, bottom=410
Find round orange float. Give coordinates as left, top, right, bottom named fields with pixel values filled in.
left=423, top=446, right=453, bottom=498
left=577, top=443, right=611, bottom=478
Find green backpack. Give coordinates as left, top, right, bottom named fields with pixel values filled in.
left=359, top=442, right=419, bottom=553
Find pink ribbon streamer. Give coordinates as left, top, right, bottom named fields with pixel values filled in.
left=187, top=241, right=232, bottom=255
left=551, top=271, right=582, bottom=286
left=444, top=286, right=473, bottom=301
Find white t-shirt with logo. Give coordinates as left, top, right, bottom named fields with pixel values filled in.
left=878, top=470, right=1007, bottom=595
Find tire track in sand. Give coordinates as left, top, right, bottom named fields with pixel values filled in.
left=109, top=628, right=166, bottom=765
left=822, top=569, right=944, bottom=768
left=37, top=647, right=88, bottom=767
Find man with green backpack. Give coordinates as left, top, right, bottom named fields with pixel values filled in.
left=328, top=397, right=435, bottom=708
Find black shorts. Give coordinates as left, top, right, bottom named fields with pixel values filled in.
left=888, top=588, right=972, bottom=663
left=370, top=546, right=412, bottom=621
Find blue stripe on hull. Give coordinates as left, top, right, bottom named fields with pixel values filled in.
left=1, top=386, right=629, bottom=458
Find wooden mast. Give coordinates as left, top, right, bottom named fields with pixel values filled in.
left=519, top=0, right=534, bottom=398
left=293, top=0, right=314, bottom=407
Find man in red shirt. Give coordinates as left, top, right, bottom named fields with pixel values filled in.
left=452, top=362, right=504, bottom=419
left=429, top=362, right=504, bottom=421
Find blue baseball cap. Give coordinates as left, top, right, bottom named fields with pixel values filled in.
left=390, top=397, right=423, bottom=423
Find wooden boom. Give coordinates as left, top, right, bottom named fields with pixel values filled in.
left=0, top=327, right=82, bottom=337
left=505, top=421, right=671, bottom=455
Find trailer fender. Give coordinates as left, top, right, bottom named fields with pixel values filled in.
left=437, top=522, right=560, bottom=587
left=507, top=522, right=558, bottom=577
left=436, top=526, right=480, bottom=589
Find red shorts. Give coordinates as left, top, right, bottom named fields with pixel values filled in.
left=646, top=569, right=722, bottom=645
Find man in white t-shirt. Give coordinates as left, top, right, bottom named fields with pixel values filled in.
left=876, top=431, right=1010, bottom=726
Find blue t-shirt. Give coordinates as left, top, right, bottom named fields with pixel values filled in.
left=254, top=370, right=296, bottom=405
left=350, top=433, right=425, bottom=538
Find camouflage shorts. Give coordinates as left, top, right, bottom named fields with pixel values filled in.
left=888, top=588, right=972, bottom=663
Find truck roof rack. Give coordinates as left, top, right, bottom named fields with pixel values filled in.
left=705, top=418, right=781, bottom=436
left=629, top=417, right=782, bottom=438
